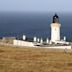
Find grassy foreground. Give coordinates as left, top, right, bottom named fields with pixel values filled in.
left=0, top=45, right=72, bottom=72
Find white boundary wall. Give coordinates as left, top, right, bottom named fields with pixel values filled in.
left=13, top=40, right=72, bottom=49
left=13, top=40, right=34, bottom=47
left=45, top=46, right=71, bottom=49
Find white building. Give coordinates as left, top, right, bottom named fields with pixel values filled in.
left=51, top=14, right=61, bottom=42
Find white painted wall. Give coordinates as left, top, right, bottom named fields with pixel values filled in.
left=13, top=40, right=34, bottom=47
left=51, top=23, right=61, bottom=42
left=13, top=40, right=71, bottom=49
left=55, top=40, right=69, bottom=45
left=45, top=46, right=71, bottom=49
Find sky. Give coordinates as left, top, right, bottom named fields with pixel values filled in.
left=0, top=0, right=72, bottom=12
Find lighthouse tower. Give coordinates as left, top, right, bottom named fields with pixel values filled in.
left=51, top=14, right=61, bottom=42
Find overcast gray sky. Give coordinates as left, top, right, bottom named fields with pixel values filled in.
left=0, top=0, right=72, bottom=12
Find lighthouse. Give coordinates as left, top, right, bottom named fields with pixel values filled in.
left=51, top=14, right=61, bottom=42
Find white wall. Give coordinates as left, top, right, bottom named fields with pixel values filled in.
left=13, top=40, right=34, bottom=47
left=51, top=23, right=61, bottom=42
left=13, top=40, right=72, bottom=49
left=45, top=46, right=71, bottom=49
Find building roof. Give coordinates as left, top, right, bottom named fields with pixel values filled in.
left=53, top=14, right=59, bottom=18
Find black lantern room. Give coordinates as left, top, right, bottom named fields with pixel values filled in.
left=52, top=14, right=59, bottom=23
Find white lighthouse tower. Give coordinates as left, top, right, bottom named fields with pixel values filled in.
left=51, top=14, right=61, bottom=42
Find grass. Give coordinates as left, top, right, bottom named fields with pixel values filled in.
left=0, top=45, right=72, bottom=72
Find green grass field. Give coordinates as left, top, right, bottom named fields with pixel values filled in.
left=0, top=45, right=72, bottom=72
